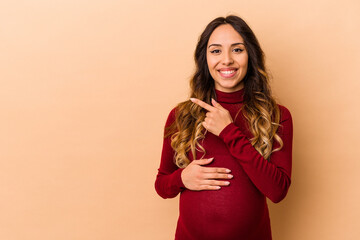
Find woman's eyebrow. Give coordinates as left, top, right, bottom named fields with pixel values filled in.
left=208, top=42, right=245, bottom=48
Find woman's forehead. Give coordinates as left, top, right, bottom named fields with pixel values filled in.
left=208, top=24, right=244, bottom=47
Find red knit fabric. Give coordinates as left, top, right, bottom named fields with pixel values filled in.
left=155, top=88, right=293, bottom=240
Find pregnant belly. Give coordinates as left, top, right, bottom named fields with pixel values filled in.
left=178, top=154, right=267, bottom=240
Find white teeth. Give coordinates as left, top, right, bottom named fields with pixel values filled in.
left=220, top=70, right=235, bottom=74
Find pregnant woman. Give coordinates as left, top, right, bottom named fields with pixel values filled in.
left=154, top=15, right=293, bottom=240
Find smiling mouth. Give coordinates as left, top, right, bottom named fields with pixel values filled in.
left=218, top=69, right=237, bottom=78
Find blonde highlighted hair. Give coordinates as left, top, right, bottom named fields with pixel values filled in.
left=165, top=15, right=283, bottom=168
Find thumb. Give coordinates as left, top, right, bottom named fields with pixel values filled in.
left=193, top=157, right=214, bottom=165
left=211, top=98, right=224, bottom=109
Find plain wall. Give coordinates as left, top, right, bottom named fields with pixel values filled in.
left=0, top=0, right=359, bottom=239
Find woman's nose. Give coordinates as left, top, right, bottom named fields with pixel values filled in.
left=222, top=51, right=234, bottom=65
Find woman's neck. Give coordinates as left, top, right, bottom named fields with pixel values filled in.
left=215, top=88, right=244, bottom=104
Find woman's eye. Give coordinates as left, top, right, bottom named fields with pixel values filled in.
left=210, top=49, right=221, bottom=54
left=233, top=48, right=244, bottom=53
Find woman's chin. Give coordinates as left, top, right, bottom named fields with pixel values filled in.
left=215, top=82, right=243, bottom=92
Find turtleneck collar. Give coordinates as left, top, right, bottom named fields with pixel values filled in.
left=215, top=88, right=245, bottom=104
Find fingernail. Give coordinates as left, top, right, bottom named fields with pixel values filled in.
left=226, top=169, right=231, bottom=173
left=225, top=181, right=230, bottom=185
left=228, top=174, right=233, bottom=178
left=209, top=157, right=214, bottom=160
left=216, top=186, right=221, bottom=189
left=190, top=98, right=195, bottom=102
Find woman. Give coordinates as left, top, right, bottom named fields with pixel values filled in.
left=155, top=15, right=293, bottom=240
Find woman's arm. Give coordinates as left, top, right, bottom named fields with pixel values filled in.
left=154, top=108, right=186, bottom=199
left=155, top=107, right=234, bottom=198
left=218, top=106, right=293, bottom=203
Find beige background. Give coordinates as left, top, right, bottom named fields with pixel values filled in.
left=1, top=0, right=359, bottom=239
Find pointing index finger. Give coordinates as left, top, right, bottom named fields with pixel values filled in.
left=190, top=98, right=216, bottom=111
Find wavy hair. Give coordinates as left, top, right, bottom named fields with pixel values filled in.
left=165, top=15, right=283, bottom=168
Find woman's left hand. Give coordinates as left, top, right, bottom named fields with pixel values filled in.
left=190, top=98, right=233, bottom=136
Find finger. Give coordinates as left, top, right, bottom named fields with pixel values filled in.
left=199, top=185, right=222, bottom=190
left=203, top=173, right=234, bottom=180
left=202, top=167, right=231, bottom=173
left=193, top=157, right=214, bottom=165
left=190, top=98, right=216, bottom=112
left=201, top=179, right=231, bottom=186
left=201, top=121, right=208, bottom=129
left=211, top=98, right=225, bottom=109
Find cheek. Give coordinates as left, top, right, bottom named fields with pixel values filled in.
left=242, top=60, right=249, bottom=71
left=238, top=54, right=249, bottom=67
left=206, top=55, right=217, bottom=70
left=241, top=62, right=248, bottom=76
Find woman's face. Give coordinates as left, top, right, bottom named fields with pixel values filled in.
left=206, top=24, right=249, bottom=93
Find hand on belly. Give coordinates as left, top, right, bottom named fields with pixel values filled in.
left=181, top=157, right=234, bottom=191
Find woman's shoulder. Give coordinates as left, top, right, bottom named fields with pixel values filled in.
left=164, top=100, right=190, bottom=126
left=277, top=104, right=293, bottom=124
left=164, top=103, right=182, bottom=127
left=166, top=106, right=177, bottom=126
left=164, top=107, right=177, bottom=127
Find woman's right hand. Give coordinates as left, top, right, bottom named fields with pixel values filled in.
left=181, top=157, right=233, bottom=191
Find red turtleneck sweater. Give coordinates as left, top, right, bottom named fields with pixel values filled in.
left=155, top=88, right=293, bottom=240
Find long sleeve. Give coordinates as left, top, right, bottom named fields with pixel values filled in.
left=154, top=108, right=186, bottom=199
left=218, top=105, right=293, bottom=203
